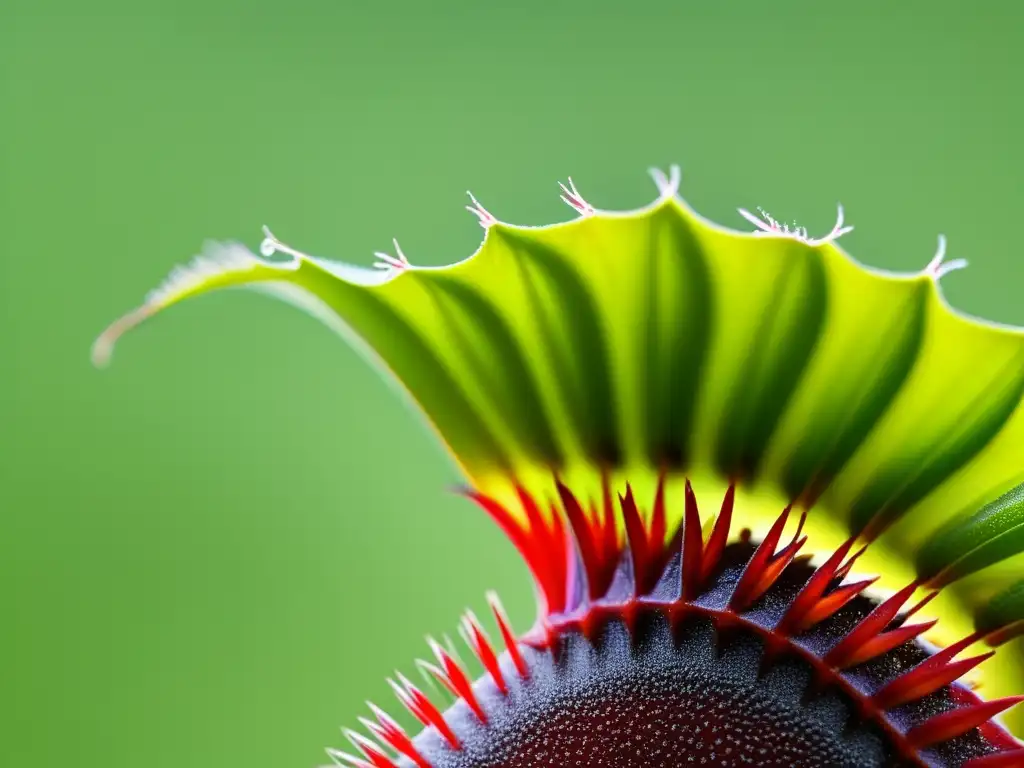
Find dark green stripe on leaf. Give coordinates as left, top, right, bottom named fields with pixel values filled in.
left=499, top=230, right=620, bottom=466
left=642, top=207, right=713, bottom=468
left=714, top=244, right=827, bottom=483
left=918, top=481, right=1024, bottom=584
left=781, top=282, right=928, bottom=504
left=422, top=275, right=563, bottom=468
left=849, top=355, right=1024, bottom=537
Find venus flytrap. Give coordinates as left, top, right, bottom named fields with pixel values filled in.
left=96, top=168, right=1024, bottom=767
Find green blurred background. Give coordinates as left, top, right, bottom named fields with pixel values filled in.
left=3, top=1, right=1023, bottom=766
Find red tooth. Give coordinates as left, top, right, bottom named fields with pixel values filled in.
left=874, top=650, right=995, bottom=710
left=729, top=504, right=793, bottom=612
left=343, top=730, right=401, bottom=768
left=841, top=620, right=938, bottom=670
left=622, top=476, right=681, bottom=598
left=426, top=639, right=487, bottom=724
left=620, top=485, right=649, bottom=595
left=870, top=632, right=983, bottom=708
left=464, top=612, right=508, bottom=695
left=558, top=479, right=619, bottom=601
left=833, top=543, right=868, bottom=582
left=466, top=487, right=569, bottom=616
left=390, top=675, right=460, bottom=749
left=698, top=485, right=734, bottom=584
left=488, top=592, right=528, bottom=680
left=523, top=488, right=570, bottom=613
left=824, top=580, right=920, bottom=668
left=364, top=705, right=432, bottom=768
left=681, top=480, right=705, bottom=601
left=777, top=536, right=858, bottom=635
left=649, top=472, right=667, bottom=561
left=599, top=473, right=619, bottom=583
left=790, top=578, right=877, bottom=637
left=745, top=534, right=807, bottom=609
left=907, top=696, right=1024, bottom=749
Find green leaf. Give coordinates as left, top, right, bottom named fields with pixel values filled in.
left=638, top=207, right=713, bottom=468
left=917, top=482, right=1024, bottom=584
left=94, top=181, right=1024, bottom=637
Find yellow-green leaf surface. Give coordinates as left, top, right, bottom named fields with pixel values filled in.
left=95, top=181, right=1024, bottom=690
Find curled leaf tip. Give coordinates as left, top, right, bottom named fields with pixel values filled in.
left=465, top=191, right=497, bottom=229
left=92, top=242, right=263, bottom=368
left=925, top=234, right=969, bottom=281
left=372, top=238, right=411, bottom=273
left=558, top=176, right=596, bottom=217
left=90, top=240, right=301, bottom=368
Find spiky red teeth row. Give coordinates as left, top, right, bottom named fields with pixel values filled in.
left=477, top=478, right=1021, bottom=763
left=331, top=479, right=1022, bottom=767
left=909, top=696, right=1024, bottom=751
left=328, top=594, right=526, bottom=768
left=874, top=633, right=993, bottom=710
